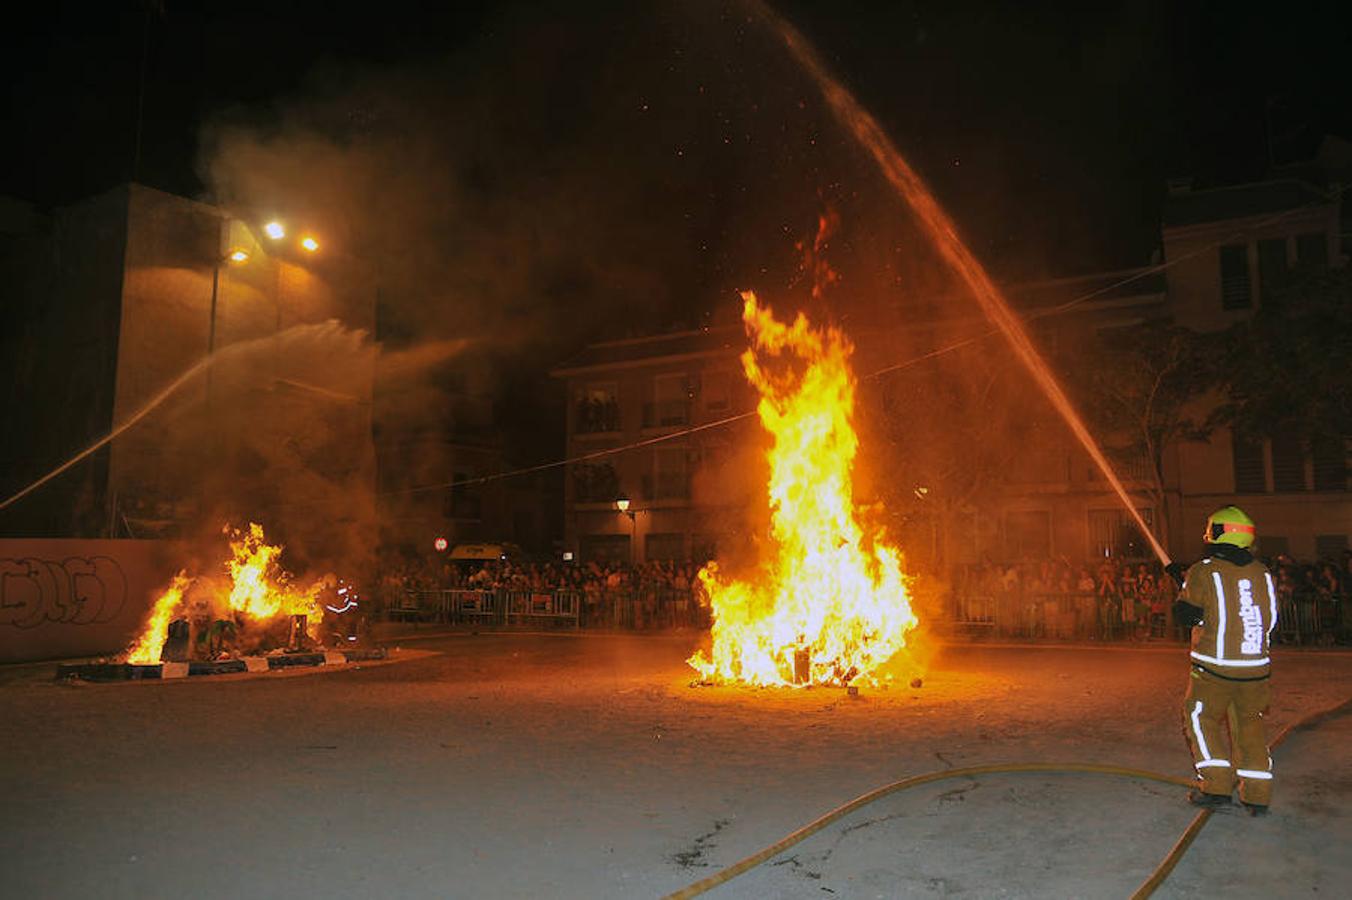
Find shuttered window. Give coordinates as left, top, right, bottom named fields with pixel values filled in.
left=1219, top=245, right=1251, bottom=310
left=1270, top=434, right=1305, bottom=492
left=1232, top=432, right=1266, bottom=493
left=1312, top=437, right=1348, bottom=492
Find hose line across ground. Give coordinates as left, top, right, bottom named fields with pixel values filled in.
left=1128, top=696, right=1352, bottom=900
left=662, top=762, right=1193, bottom=900
left=665, top=697, right=1352, bottom=900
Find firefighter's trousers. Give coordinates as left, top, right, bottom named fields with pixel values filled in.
left=1182, top=667, right=1273, bottom=805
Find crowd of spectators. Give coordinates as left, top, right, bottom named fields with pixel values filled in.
left=955, top=558, right=1179, bottom=638
left=371, top=545, right=1349, bottom=641
left=1267, top=553, right=1348, bottom=642
left=954, top=552, right=1350, bottom=642
left=372, top=554, right=705, bottom=627
left=450, top=558, right=701, bottom=597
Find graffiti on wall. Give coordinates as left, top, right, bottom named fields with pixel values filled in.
left=0, top=557, right=127, bottom=628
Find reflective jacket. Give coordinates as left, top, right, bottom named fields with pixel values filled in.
left=1180, top=546, right=1277, bottom=680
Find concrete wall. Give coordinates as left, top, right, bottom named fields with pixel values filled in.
left=105, top=186, right=378, bottom=573
left=0, top=538, right=174, bottom=663
left=0, top=187, right=129, bottom=538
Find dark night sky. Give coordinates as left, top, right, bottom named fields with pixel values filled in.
left=4, top=1, right=1349, bottom=306
left=5, top=1, right=1349, bottom=258
left=3, top=0, right=1350, bottom=484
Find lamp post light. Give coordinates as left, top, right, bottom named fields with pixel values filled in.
left=615, top=494, right=637, bottom=563
left=206, top=215, right=251, bottom=405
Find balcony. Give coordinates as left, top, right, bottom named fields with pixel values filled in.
left=575, top=399, right=621, bottom=435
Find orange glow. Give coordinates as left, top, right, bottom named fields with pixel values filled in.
left=125, top=572, right=192, bottom=664
left=223, top=522, right=327, bottom=625
left=688, top=292, right=917, bottom=687
left=123, top=523, right=332, bottom=663
left=300, top=236, right=319, bottom=253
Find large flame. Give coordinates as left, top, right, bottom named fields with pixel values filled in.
left=688, top=292, right=917, bottom=686
left=123, top=523, right=331, bottom=663
left=126, top=571, right=192, bottom=665
left=224, top=522, right=327, bottom=624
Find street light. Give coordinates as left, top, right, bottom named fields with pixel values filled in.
left=615, top=495, right=637, bottom=563
left=300, top=235, right=319, bottom=253
left=263, top=221, right=285, bottom=240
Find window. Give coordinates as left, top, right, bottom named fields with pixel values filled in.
left=1256, top=238, right=1288, bottom=305
left=1314, top=534, right=1348, bottom=561
left=581, top=534, right=630, bottom=563
left=1088, top=508, right=1153, bottom=559
left=575, top=382, right=620, bottom=434
left=1231, top=432, right=1266, bottom=493
left=1005, top=510, right=1051, bottom=559
left=1219, top=244, right=1251, bottom=310
left=691, top=534, right=718, bottom=564
left=571, top=462, right=620, bottom=503
left=647, top=447, right=691, bottom=500
left=703, top=370, right=732, bottom=413
left=645, top=373, right=690, bottom=427
left=645, top=532, right=685, bottom=561
left=1260, top=535, right=1290, bottom=557
left=1295, top=232, right=1328, bottom=267
left=1312, top=437, right=1347, bottom=492
left=1270, top=434, right=1305, bottom=492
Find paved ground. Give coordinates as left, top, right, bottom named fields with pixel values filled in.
left=1, top=634, right=1349, bottom=899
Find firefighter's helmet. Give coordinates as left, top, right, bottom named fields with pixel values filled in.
left=1204, top=505, right=1256, bottom=548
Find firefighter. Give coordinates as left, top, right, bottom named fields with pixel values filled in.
left=1167, top=506, right=1277, bottom=815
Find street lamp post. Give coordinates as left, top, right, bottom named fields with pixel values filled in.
left=206, top=216, right=250, bottom=407
left=615, top=494, right=637, bottom=564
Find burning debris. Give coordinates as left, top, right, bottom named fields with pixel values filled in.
left=125, top=523, right=351, bottom=665
left=688, top=293, right=918, bottom=688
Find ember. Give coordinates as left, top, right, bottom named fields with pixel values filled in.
left=688, top=292, right=917, bottom=687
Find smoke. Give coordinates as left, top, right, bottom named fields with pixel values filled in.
left=187, top=2, right=1104, bottom=571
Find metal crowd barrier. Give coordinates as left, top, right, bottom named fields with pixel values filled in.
left=390, top=587, right=701, bottom=630
left=949, top=591, right=1173, bottom=641
left=950, top=588, right=1346, bottom=644
left=1275, top=592, right=1347, bottom=645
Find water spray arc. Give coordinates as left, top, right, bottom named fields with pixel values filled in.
left=751, top=0, right=1170, bottom=564
left=0, top=322, right=374, bottom=517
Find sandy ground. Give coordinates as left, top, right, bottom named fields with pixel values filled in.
left=1, top=634, right=1349, bottom=899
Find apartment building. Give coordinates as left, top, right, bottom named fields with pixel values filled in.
left=553, top=170, right=1348, bottom=568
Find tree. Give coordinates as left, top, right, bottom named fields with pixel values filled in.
left=859, top=338, right=1032, bottom=570
left=1064, top=320, right=1216, bottom=551
left=1212, top=266, right=1352, bottom=445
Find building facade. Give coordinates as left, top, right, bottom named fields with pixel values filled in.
left=1, top=184, right=378, bottom=571
left=1162, top=176, right=1349, bottom=561
left=553, top=174, right=1349, bottom=569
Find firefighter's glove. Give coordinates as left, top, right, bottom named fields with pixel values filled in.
left=1173, top=599, right=1204, bottom=628
left=1165, top=561, right=1188, bottom=587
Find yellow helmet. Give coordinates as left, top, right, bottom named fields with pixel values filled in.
left=1204, top=505, right=1256, bottom=548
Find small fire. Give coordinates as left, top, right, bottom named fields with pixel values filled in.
left=688, top=292, right=917, bottom=686
left=123, top=523, right=332, bottom=664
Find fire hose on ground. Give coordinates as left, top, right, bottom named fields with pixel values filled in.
left=662, top=696, right=1352, bottom=900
